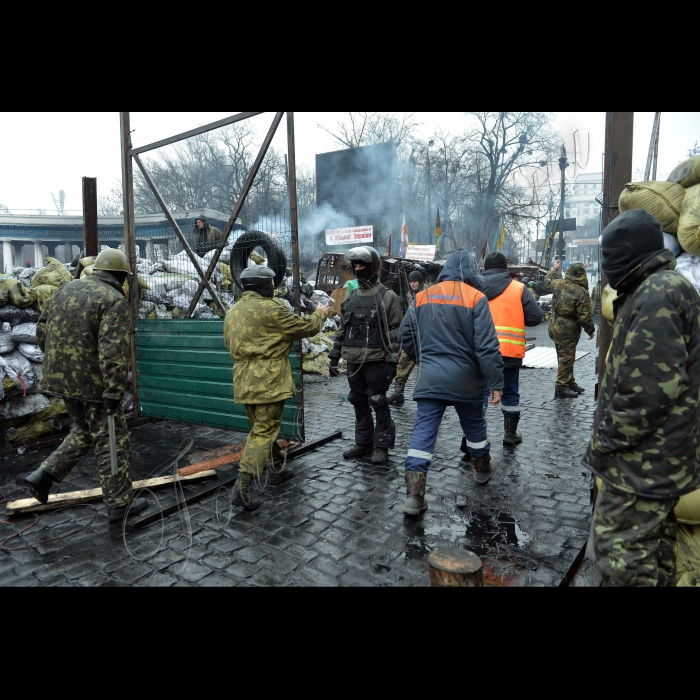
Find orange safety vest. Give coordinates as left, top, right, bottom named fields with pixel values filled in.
left=488, top=280, right=526, bottom=359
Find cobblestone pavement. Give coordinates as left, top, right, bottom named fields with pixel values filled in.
left=0, top=321, right=601, bottom=587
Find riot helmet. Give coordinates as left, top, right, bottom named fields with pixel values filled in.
left=345, top=246, right=381, bottom=284
left=240, top=265, right=276, bottom=298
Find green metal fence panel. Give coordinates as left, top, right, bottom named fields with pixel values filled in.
left=135, top=319, right=304, bottom=440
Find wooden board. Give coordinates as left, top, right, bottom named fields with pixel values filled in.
left=6, top=471, right=218, bottom=516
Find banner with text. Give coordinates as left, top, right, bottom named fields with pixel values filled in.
left=406, top=245, right=436, bottom=262
left=326, top=226, right=374, bottom=246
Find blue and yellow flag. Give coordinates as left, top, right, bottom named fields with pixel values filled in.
left=496, top=224, right=506, bottom=251
left=435, top=207, right=442, bottom=239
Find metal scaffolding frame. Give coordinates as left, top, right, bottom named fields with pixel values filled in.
left=119, top=111, right=302, bottom=420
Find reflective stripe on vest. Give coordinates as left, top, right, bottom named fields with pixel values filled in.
left=488, top=280, right=526, bottom=359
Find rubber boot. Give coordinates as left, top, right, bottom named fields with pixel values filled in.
left=459, top=437, right=472, bottom=469
left=569, top=382, right=585, bottom=394
left=403, top=471, right=428, bottom=516
left=387, top=382, right=405, bottom=406
left=17, top=468, right=57, bottom=505
left=370, top=448, right=389, bottom=464
left=231, top=473, right=261, bottom=511
left=555, top=387, right=578, bottom=398
left=343, top=443, right=374, bottom=459
left=472, top=454, right=498, bottom=485
left=503, top=415, right=523, bottom=446
left=109, top=496, right=149, bottom=523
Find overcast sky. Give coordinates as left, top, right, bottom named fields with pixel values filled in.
left=1, top=112, right=697, bottom=214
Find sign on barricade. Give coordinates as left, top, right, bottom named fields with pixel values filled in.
left=405, top=245, right=436, bottom=262
left=326, top=226, right=374, bottom=246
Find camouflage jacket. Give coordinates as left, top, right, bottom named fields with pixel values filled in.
left=224, top=291, right=324, bottom=405
left=329, top=280, right=403, bottom=364
left=544, top=264, right=595, bottom=338
left=36, top=271, right=130, bottom=404
left=584, top=250, right=700, bottom=499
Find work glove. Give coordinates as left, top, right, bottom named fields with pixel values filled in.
left=329, top=359, right=340, bottom=378
left=384, top=361, right=397, bottom=383
left=104, top=398, right=121, bottom=416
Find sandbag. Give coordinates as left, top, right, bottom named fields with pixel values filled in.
left=601, top=285, right=618, bottom=323
left=31, top=255, right=73, bottom=289
left=677, top=184, right=700, bottom=256
left=676, top=525, right=700, bottom=587
left=18, top=343, right=43, bottom=363
left=0, top=322, right=15, bottom=354
left=674, top=253, right=700, bottom=296
left=11, top=322, right=37, bottom=345
left=618, top=181, right=686, bottom=234
left=0, top=393, right=49, bottom=421
left=663, top=233, right=682, bottom=257
left=676, top=488, right=700, bottom=525
left=3, top=351, right=38, bottom=394
left=33, top=283, right=58, bottom=311
left=668, top=155, right=700, bottom=189
left=0, top=278, right=37, bottom=308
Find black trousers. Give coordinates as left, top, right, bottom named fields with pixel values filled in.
left=347, top=361, right=396, bottom=449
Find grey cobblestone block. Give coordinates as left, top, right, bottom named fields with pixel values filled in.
left=246, top=568, right=290, bottom=587
left=203, top=552, right=238, bottom=570
left=291, top=566, right=339, bottom=587
left=174, top=561, right=214, bottom=583
left=225, top=560, right=262, bottom=580
left=312, top=540, right=351, bottom=561
left=257, top=551, right=299, bottom=575
left=284, top=543, right=319, bottom=564
left=235, top=544, right=274, bottom=564
left=140, top=572, right=178, bottom=587
left=113, top=563, right=154, bottom=584
left=197, top=570, right=238, bottom=587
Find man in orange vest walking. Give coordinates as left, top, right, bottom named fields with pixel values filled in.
left=475, top=252, right=543, bottom=448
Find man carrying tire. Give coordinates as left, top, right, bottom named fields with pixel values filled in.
left=224, top=265, right=330, bottom=511
left=329, top=246, right=403, bottom=465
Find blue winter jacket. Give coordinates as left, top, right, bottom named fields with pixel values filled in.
left=398, top=249, right=504, bottom=405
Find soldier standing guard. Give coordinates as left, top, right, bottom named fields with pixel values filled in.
left=329, top=246, right=403, bottom=464
left=544, top=260, right=595, bottom=397
left=224, top=265, right=330, bottom=511
left=17, top=249, right=149, bottom=523
left=387, top=270, right=429, bottom=406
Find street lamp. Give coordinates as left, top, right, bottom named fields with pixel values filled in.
left=427, top=140, right=435, bottom=244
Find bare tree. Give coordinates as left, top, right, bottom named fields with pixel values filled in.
left=687, top=141, right=700, bottom=158
left=0, top=203, right=9, bottom=214
left=320, top=112, right=418, bottom=149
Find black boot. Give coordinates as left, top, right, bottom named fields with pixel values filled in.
left=555, top=387, right=579, bottom=398
left=231, top=474, right=261, bottom=511
left=268, top=467, right=295, bottom=486
left=343, top=443, right=374, bottom=459
left=569, top=382, right=585, bottom=393
left=370, top=448, right=389, bottom=464
left=503, top=415, right=523, bottom=446
left=109, top=496, right=149, bottom=523
left=17, top=468, right=57, bottom=505
left=387, top=382, right=405, bottom=406
left=459, top=437, right=472, bottom=469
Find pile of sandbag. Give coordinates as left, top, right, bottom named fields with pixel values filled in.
left=0, top=255, right=76, bottom=445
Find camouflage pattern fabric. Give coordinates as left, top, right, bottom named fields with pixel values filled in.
left=405, top=471, right=427, bottom=497
left=544, top=264, right=595, bottom=339
left=329, top=279, right=403, bottom=365
left=395, top=351, right=416, bottom=384
left=36, top=271, right=130, bottom=403
left=40, top=398, right=133, bottom=508
left=224, top=291, right=324, bottom=405
left=594, top=478, right=679, bottom=587
left=584, top=250, right=700, bottom=500
left=553, top=339, right=578, bottom=389
left=238, top=401, right=286, bottom=479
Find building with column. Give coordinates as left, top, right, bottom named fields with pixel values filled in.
left=565, top=172, right=603, bottom=225
left=0, top=210, right=239, bottom=274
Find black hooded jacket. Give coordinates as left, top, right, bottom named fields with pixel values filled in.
left=481, top=269, right=544, bottom=367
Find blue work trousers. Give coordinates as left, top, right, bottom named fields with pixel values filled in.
left=484, top=366, right=520, bottom=416
left=405, top=399, right=490, bottom=474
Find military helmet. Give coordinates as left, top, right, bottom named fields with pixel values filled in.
left=93, top=249, right=129, bottom=273
left=240, top=264, right=276, bottom=298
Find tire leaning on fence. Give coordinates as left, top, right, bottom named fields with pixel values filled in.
left=229, top=231, right=288, bottom=291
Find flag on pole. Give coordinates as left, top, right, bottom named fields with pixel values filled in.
left=496, top=223, right=506, bottom=251
left=435, top=207, right=442, bottom=240
left=399, top=214, right=409, bottom=258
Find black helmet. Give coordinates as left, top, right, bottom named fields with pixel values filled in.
left=408, top=270, right=424, bottom=284
left=240, top=265, right=276, bottom=298
left=345, top=246, right=381, bottom=283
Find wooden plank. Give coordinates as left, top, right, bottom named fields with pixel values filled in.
left=186, top=439, right=302, bottom=466
left=6, top=471, right=218, bottom=516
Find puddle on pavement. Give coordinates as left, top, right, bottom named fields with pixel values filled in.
left=462, top=511, right=530, bottom=557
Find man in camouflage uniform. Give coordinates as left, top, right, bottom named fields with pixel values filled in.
left=329, top=246, right=403, bottom=465
left=584, top=209, right=700, bottom=586
left=544, top=260, right=595, bottom=397
left=17, top=249, right=148, bottom=523
left=388, top=270, right=428, bottom=406
left=224, top=265, right=330, bottom=511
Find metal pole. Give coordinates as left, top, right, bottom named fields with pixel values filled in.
left=287, top=113, right=301, bottom=315
left=120, top=112, right=140, bottom=419
left=599, top=112, right=634, bottom=379
left=82, top=177, right=99, bottom=257
left=644, top=112, right=661, bottom=181
left=558, top=146, right=568, bottom=264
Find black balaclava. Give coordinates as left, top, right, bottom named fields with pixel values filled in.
left=352, top=262, right=374, bottom=283
left=484, top=252, right=508, bottom=270
left=601, top=209, right=665, bottom=290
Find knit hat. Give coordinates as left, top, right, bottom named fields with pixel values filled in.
left=484, top=252, right=508, bottom=270
left=408, top=270, right=424, bottom=283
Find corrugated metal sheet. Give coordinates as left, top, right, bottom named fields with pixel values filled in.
left=523, top=347, right=590, bottom=369
left=135, top=319, right=304, bottom=441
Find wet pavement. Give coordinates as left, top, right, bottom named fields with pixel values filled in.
left=0, top=321, right=601, bottom=587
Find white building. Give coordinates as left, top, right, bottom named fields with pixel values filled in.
left=565, top=172, right=603, bottom=225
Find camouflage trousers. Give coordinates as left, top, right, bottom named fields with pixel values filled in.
left=238, top=401, right=286, bottom=479
left=395, top=351, right=416, bottom=384
left=39, top=398, right=133, bottom=508
left=554, top=340, right=578, bottom=389
left=594, top=478, right=679, bottom=587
